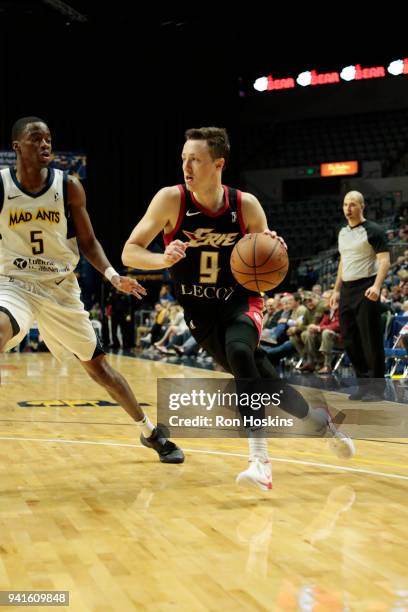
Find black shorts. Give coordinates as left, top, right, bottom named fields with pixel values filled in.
left=182, top=293, right=264, bottom=367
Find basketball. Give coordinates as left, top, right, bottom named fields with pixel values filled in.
left=230, top=233, right=289, bottom=292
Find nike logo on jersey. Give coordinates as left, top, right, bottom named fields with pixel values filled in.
left=186, top=210, right=201, bottom=216
left=8, top=195, right=22, bottom=200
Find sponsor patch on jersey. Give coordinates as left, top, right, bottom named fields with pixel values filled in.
left=181, top=283, right=235, bottom=300
left=183, top=228, right=239, bottom=247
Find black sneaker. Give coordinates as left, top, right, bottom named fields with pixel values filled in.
left=348, top=389, right=365, bottom=401
left=140, top=427, right=184, bottom=464
left=349, top=389, right=385, bottom=402
left=360, top=391, right=385, bottom=402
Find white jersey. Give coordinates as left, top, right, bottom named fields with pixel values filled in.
left=0, top=167, right=79, bottom=282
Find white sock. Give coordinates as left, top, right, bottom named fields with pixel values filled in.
left=248, top=431, right=269, bottom=462
left=138, top=415, right=155, bottom=438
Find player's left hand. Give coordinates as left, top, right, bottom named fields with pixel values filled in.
left=365, top=285, right=380, bottom=301
left=111, top=275, right=147, bottom=300
left=263, top=229, right=287, bottom=250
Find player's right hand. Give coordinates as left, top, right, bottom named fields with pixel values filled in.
left=263, top=229, right=287, bottom=250
left=162, top=240, right=188, bottom=267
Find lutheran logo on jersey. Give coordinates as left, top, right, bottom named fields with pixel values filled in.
left=183, top=228, right=239, bottom=247
left=8, top=208, right=61, bottom=227
left=12, top=257, right=71, bottom=274
left=13, top=258, right=28, bottom=269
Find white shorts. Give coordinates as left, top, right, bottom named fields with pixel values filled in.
left=0, top=274, right=101, bottom=362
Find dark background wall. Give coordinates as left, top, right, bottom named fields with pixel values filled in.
left=0, top=3, right=407, bottom=266
left=0, top=9, right=240, bottom=265
left=85, top=17, right=239, bottom=264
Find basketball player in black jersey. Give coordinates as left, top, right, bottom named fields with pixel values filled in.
left=123, top=127, right=354, bottom=490
left=0, top=116, right=183, bottom=464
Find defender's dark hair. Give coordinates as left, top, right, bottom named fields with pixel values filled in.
left=12, top=116, right=47, bottom=141
left=185, top=127, right=230, bottom=164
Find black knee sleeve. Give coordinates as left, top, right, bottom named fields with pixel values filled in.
left=226, top=339, right=259, bottom=378
left=225, top=321, right=259, bottom=378
left=254, top=348, right=280, bottom=380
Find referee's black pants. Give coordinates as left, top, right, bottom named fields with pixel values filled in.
left=340, top=276, right=385, bottom=381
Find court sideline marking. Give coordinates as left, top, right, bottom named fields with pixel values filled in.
left=0, top=435, right=408, bottom=481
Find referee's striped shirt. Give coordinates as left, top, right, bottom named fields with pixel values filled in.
left=338, top=220, right=389, bottom=282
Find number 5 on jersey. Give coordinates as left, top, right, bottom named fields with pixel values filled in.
left=30, top=230, right=44, bottom=255
left=199, top=251, right=220, bottom=283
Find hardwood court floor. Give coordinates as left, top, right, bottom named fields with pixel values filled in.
left=0, top=353, right=407, bottom=611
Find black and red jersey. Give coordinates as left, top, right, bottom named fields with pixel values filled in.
left=164, top=184, right=256, bottom=313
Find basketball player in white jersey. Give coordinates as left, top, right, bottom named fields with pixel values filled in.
left=0, top=116, right=183, bottom=464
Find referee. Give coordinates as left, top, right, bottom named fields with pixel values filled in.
left=331, top=191, right=390, bottom=401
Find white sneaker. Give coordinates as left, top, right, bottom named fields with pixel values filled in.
left=236, top=458, right=272, bottom=491
left=325, top=420, right=355, bottom=459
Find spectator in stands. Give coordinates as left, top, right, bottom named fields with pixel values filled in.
left=390, top=285, right=403, bottom=312
left=380, top=287, right=391, bottom=304
left=299, top=290, right=342, bottom=374
left=158, top=283, right=175, bottom=306
left=395, top=250, right=408, bottom=282
left=389, top=249, right=408, bottom=283
left=294, top=292, right=325, bottom=370
left=163, top=326, right=193, bottom=355
left=89, top=302, right=103, bottom=341
left=262, top=293, right=306, bottom=364
left=262, top=297, right=280, bottom=330
left=400, top=280, right=408, bottom=304
left=90, top=302, right=102, bottom=321
left=399, top=225, right=408, bottom=242
left=400, top=301, right=408, bottom=317
left=386, top=229, right=399, bottom=245
left=331, top=191, right=390, bottom=401
left=312, top=284, right=322, bottom=296
left=261, top=295, right=293, bottom=345
left=108, top=291, right=135, bottom=349
left=317, top=293, right=342, bottom=375
left=173, top=333, right=200, bottom=357
left=297, top=287, right=306, bottom=301
left=154, top=304, right=187, bottom=353
left=140, top=302, right=169, bottom=347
